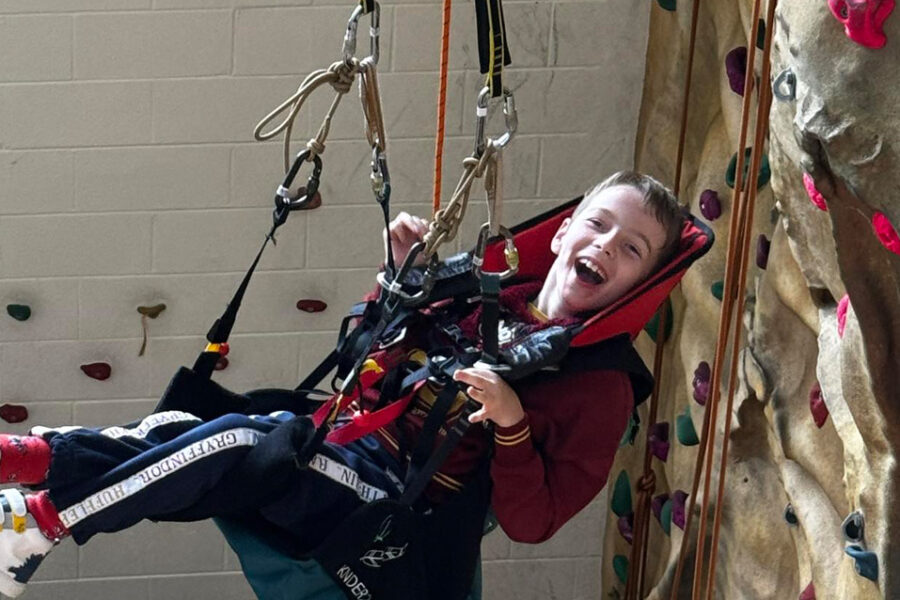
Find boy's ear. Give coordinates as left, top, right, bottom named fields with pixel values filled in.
left=550, top=217, right=572, bottom=255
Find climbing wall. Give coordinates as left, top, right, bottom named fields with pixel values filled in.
left=602, top=0, right=899, bottom=598
left=0, top=1, right=653, bottom=598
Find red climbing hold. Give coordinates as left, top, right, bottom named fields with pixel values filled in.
left=215, top=356, right=229, bottom=371
left=809, top=382, right=829, bottom=428
left=692, top=361, right=710, bottom=405
left=297, top=299, right=328, bottom=313
left=725, top=47, right=748, bottom=96
left=218, top=342, right=230, bottom=357
left=802, top=173, right=827, bottom=211
left=827, top=0, right=895, bottom=49
left=837, top=294, right=850, bottom=338
left=799, top=581, right=816, bottom=600
left=699, top=190, right=722, bottom=221
left=0, top=404, right=28, bottom=424
left=872, top=211, right=900, bottom=255
left=80, top=362, right=111, bottom=381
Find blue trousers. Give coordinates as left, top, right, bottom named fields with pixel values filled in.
left=40, top=411, right=404, bottom=548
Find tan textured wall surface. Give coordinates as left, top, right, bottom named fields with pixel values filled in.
left=0, top=1, right=651, bottom=598
left=602, top=1, right=898, bottom=599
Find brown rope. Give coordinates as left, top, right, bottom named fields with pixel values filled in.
left=703, top=2, right=777, bottom=595
left=668, top=1, right=770, bottom=597
left=432, top=0, right=453, bottom=216
left=625, top=0, right=702, bottom=595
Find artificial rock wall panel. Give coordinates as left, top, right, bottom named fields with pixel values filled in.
left=602, top=1, right=898, bottom=599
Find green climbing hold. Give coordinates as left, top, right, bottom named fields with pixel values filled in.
left=611, top=470, right=632, bottom=517
left=6, top=304, right=31, bottom=322
left=676, top=406, right=699, bottom=446
left=643, top=298, right=674, bottom=343
left=656, top=0, right=676, bottom=11
left=725, top=148, right=771, bottom=190
left=660, top=499, right=673, bottom=535
left=619, top=412, right=639, bottom=448
left=711, top=280, right=724, bottom=301
left=756, top=19, right=766, bottom=50
left=613, top=555, right=629, bottom=585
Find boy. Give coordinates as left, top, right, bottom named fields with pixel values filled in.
left=0, top=171, right=683, bottom=598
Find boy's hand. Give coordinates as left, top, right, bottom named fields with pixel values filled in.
left=384, top=212, right=429, bottom=267
left=454, top=368, right=525, bottom=428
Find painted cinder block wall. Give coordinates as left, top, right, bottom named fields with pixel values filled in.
left=0, top=0, right=650, bottom=598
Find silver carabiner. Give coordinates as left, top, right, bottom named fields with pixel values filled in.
left=474, top=86, right=518, bottom=157
left=343, top=2, right=381, bottom=66
left=472, top=223, right=519, bottom=280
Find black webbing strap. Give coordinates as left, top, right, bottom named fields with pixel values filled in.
left=193, top=234, right=273, bottom=379
left=474, top=0, right=512, bottom=97
left=399, top=393, right=480, bottom=504
left=399, top=271, right=502, bottom=505
left=403, top=383, right=460, bottom=489
left=359, top=0, right=375, bottom=15
left=478, top=273, right=501, bottom=363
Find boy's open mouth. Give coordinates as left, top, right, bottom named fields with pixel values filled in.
left=575, top=258, right=606, bottom=285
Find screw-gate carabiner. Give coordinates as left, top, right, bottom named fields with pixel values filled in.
left=343, top=2, right=381, bottom=66
left=474, top=86, right=518, bottom=157
left=472, top=223, right=519, bottom=280
left=272, top=149, right=324, bottom=229
left=371, top=147, right=391, bottom=205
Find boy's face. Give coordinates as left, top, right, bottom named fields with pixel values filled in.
left=543, top=186, right=668, bottom=319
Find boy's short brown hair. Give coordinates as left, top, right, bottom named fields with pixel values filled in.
left=576, top=171, right=685, bottom=271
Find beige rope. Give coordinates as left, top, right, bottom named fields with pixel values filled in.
left=253, top=60, right=358, bottom=173
left=422, top=142, right=499, bottom=258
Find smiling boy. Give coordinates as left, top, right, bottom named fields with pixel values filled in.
left=0, top=171, right=684, bottom=599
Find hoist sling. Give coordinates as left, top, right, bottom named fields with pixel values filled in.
left=151, top=197, right=712, bottom=600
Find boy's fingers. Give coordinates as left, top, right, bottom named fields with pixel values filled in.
left=453, top=368, right=494, bottom=389
left=468, top=407, right=488, bottom=423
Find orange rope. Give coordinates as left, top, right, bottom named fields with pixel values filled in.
left=432, top=0, right=453, bottom=216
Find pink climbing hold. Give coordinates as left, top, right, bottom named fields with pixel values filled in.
left=809, top=382, right=829, bottom=428
left=802, top=173, right=827, bottom=211
left=692, top=361, right=711, bottom=405
left=799, top=581, right=816, bottom=600
left=672, top=490, right=688, bottom=530
left=617, top=513, right=634, bottom=544
left=827, top=0, right=895, bottom=49
left=872, top=211, right=900, bottom=255
left=651, top=493, right=670, bottom=521
left=699, top=190, right=722, bottom=221
left=725, top=47, right=748, bottom=96
left=649, top=422, right=670, bottom=462
left=756, top=234, right=771, bottom=269
left=837, top=294, right=850, bottom=338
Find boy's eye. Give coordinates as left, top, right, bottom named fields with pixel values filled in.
left=626, top=244, right=641, bottom=257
